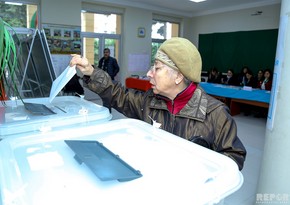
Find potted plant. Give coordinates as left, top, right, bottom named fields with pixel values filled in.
left=0, top=17, right=19, bottom=101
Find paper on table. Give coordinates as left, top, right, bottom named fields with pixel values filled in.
left=49, top=65, right=76, bottom=103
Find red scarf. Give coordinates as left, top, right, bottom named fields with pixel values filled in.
left=165, top=83, right=197, bottom=114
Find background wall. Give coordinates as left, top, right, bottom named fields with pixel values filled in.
left=188, top=4, right=281, bottom=46
left=40, top=0, right=81, bottom=26
left=39, top=0, right=281, bottom=84
left=186, top=3, right=281, bottom=74
left=198, top=29, right=278, bottom=73
left=120, top=7, right=152, bottom=82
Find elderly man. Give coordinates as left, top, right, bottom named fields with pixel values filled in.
left=70, top=37, right=246, bottom=170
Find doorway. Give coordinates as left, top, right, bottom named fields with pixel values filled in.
left=81, top=33, right=121, bottom=71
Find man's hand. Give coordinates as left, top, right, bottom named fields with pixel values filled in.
left=70, top=54, right=94, bottom=76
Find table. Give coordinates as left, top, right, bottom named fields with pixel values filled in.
left=0, top=119, right=243, bottom=205
left=125, top=80, right=271, bottom=116
left=200, top=82, right=271, bottom=115
left=125, top=77, right=151, bottom=92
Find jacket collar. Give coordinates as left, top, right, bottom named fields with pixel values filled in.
left=164, top=83, right=196, bottom=114
left=149, top=84, right=208, bottom=121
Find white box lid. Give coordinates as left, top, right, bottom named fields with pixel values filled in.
left=0, top=96, right=111, bottom=137
left=0, top=119, right=243, bottom=205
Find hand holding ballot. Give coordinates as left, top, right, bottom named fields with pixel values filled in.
left=70, top=54, right=94, bottom=76
left=49, top=65, right=76, bottom=103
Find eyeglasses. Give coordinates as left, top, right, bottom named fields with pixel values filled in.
left=149, top=63, right=166, bottom=73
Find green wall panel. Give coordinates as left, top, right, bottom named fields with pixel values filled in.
left=198, top=29, right=278, bottom=75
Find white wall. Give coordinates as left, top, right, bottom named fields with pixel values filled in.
left=38, top=1, right=281, bottom=84
left=188, top=4, right=281, bottom=46
left=182, top=18, right=194, bottom=41
left=120, top=7, right=152, bottom=82
left=40, top=0, right=81, bottom=26
left=39, top=0, right=155, bottom=84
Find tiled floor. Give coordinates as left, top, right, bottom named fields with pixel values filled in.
left=91, top=95, right=266, bottom=205
left=224, top=115, right=266, bottom=205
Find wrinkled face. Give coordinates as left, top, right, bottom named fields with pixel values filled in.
left=146, top=60, right=179, bottom=97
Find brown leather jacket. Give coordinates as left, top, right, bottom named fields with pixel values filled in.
left=84, top=68, right=247, bottom=170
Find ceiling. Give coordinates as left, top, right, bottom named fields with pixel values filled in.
left=92, top=0, right=281, bottom=17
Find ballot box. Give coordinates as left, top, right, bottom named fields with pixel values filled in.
left=0, top=118, right=243, bottom=205
left=0, top=96, right=111, bottom=138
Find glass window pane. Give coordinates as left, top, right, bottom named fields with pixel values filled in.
left=83, top=37, right=120, bottom=67
left=151, top=42, right=163, bottom=65
left=151, top=19, right=179, bottom=63
left=105, top=39, right=120, bottom=61
left=0, top=2, right=37, bottom=28
left=151, top=20, right=179, bottom=40
left=152, top=21, right=166, bottom=39
left=83, top=37, right=100, bottom=66
left=81, top=12, right=121, bottom=34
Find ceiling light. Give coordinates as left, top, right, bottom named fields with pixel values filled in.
left=5, top=2, right=23, bottom=6
left=190, top=0, right=207, bottom=3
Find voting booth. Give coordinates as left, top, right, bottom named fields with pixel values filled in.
left=0, top=119, right=243, bottom=205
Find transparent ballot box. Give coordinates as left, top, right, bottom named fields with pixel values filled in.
left=0, top=119, right=243, bottom=205
left=0, top=96, right=111, bottom=137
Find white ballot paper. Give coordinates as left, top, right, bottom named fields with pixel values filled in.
left=49, top=65, right=76, bottom=103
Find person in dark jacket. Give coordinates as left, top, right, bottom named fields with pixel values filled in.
left=207, top=67, right=221, bottom=83
left=257, top=68, right=273, bottom=91
left=221, top=69, right=239, bottom=86
left=98, top=48, right=120, bottom=81
left=70, top=37, right=246, bottom=170
left=238, top=66, right=249, bottom=86
left=255, top=69, right=264, bottom=88
left=245, top=70, right=257, bottom=88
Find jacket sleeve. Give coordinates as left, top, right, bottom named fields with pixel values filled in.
left=83, top=68, right=146, bottom=119
left=113, top=58, right=120, bottom=76
left=98, top=58, right=103, bottom=69
left=211, top=106, right=247, bottom=170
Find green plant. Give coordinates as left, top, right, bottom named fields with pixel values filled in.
left=0, top=17, right=19, bottom=101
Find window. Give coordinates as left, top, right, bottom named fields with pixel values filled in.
left=0, top=2, right=38, bottom=28
left=152, top=20, right=179, bottom=39
left=81, top=13, right=121, bottom=34
left=151, top=20, right=179, bottom=64
left=81, top=12, right=121, bottom=70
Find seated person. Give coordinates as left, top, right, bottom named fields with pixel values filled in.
left=221, top=69, right=239, bottom=86
left=238, top=66, right=249, bottom=86
left=245, top=70, right=257, bottom=88
left=255, top=69, right=264, bottom=88
left=241, top=70, right=258, bottom=115
left=257, top=69, right=273, bottom=91
left=207, top=67, right=221, bottom=83
left=255, top=69, right=272, bottom=118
